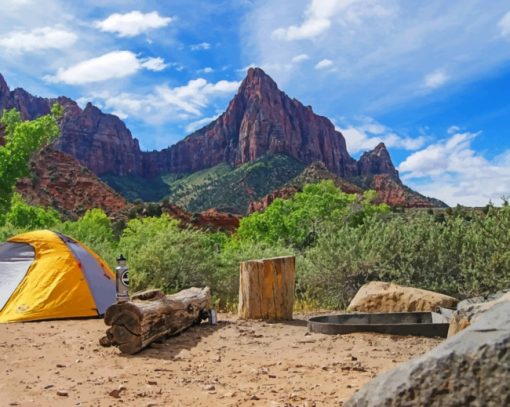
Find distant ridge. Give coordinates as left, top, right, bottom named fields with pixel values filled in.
left=0, top=70, right=446, bottom=209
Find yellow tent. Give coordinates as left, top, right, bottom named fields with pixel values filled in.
left=0, top=230, right=115, bottom=323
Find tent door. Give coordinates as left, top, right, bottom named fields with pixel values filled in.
left=0, top=242, right=35, bottom=311
left=65, top=242, right=115, bottom=314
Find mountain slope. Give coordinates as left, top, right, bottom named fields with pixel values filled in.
left=0, top=69, right=396, bottom=180
left=0, top=70, right=444, bottom=210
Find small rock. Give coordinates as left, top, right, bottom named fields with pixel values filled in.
left=57, top=390, right=69, bottom=397
left=147, top=380, right=157, bottom=385
left=203, top=384, right=215, bottom=391
left=250, top=394, right=260, bottom=400
left=43, top=384, right=54, bottom=389
left=56, top=364, right=66, bottom=368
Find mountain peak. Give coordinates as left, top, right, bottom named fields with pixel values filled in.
left=239, top=67, right=278, bottom=94
left=358, top=142, right=399, bottom=180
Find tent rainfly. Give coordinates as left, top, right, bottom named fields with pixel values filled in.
left=0, top=230, right=115, bottom=323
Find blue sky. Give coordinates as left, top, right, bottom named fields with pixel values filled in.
left=1, top=0, right=510, bottom=206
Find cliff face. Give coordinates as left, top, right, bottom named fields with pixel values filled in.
left=358, top=142, right=399, bottom=180
left=0, top=76, right=143, bottom=176
left=0, top=70, right=396, bottom=180
left=53, top=101, right=143, bottom=176
left=146, top=68, right=358, bottom=177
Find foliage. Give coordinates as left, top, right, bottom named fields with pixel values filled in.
left=0, top=104, right=61, bottom=219
left=55, top=208, right=117, bottom=266
left=0, top=194, right=61, bottom=241
left=117, top=215, right=218, bottom=293
left=299, top=207, right=510, bottom=308
left=103, top=154, right=305, bottom=214
left=2, top=171, right=509, bottom=311
left=4, top=193, right=60, bottom=230
left=237, top=180, right=389, bottom=249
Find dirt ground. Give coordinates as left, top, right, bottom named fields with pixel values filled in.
left=0, top=313, right=442, bottom=406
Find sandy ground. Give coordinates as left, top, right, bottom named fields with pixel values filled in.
left=0, top=313, right=442, bottom=407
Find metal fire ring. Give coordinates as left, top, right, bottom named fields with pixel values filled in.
left=308, top=312, right=449, bottom=338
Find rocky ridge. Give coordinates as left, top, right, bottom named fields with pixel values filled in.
left=15, top=148, right=239, bottom=231
left=0, top=69, right=399, bottom=180
left=0, top=69, right=443, bottom=209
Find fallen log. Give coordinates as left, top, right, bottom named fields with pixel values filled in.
left=103, top=287, right=211, bottom=354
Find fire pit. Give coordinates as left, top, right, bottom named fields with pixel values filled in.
left=308, top=312, right=449, bottom=338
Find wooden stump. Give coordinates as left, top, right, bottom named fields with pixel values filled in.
left=103, top=287, right=211, bottom=354
left=238, top=256, right=295, bottom=320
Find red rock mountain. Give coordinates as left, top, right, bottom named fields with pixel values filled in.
left=0, top=69, right=443, bottom=209
left=0, top=69, right=397, bottom=180
left=145, top=68, right=359, bottom=177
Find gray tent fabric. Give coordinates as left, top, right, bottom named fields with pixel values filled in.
left=0, top=242, right=35, bottom=310
left=65, top=241, right=116, bottom=314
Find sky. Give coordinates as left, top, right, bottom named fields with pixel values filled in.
left=0, top=0, right=509, bottom=207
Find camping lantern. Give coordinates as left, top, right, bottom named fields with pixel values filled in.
left=115, top=254, right=129, bottom=303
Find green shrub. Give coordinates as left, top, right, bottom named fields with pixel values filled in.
left=118, top=215, right=218, bottom=293
left=237, top=181, right=388, bottom=249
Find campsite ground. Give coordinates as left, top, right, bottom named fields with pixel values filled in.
left=0, top=313, right=441, bottom=406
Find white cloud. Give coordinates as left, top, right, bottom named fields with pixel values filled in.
left=447, top=125, right=460, bottom=134
left=44, top=51, right=167, bottom=84
left=82, top=77, right=240, bottom=124
left=0, top=26, right=77, bottom=53
left=315, top=59, right=334, bottom=70
left=95, top=11, right=172, bottom=37
left=140, top=57, right=167, bottom=72
left=423, top=69, right=449, bottom=89
left=198, top=67, right=214, bottom=74
left=190, top=42, right=211, bottom=51
left=291, top=54, right=309, bottom=63
left=338, top=117, right=426, bottom=154
left=245, top=1, right=510, bottom=113
left=398, top=131, right=510, bottom=206
left=185, top=114, right=220, bottom=133
left=498, top=11, right=510, bottom=38
left=272, top=0, right=358, bottom=41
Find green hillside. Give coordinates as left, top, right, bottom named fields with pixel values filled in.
left=102, top=155, right=305, bottom=213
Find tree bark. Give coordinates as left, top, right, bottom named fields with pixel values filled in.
left=238, top=256, right=295, bottom=320
left=103, top=287, right=211, bottom=354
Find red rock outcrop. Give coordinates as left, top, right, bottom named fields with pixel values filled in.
left=370, top=174, right=438, bottom=208
left=147, top=68, right=358, bottom=177
left=16, top=148, right=130, bottom=219
left=0, top=70, right=358, bottom=178
left=158, top=203, right=240, bottom=232
left=1, top=71, right=444, bottom=209
left=248, top=187, right=299, bottom=213
left=0, top=75, right=143, bottom=176
left=358, top=143, right=399, bottom=180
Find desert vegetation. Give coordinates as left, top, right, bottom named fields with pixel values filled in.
left=1, top=179, right=509, bottom=310
left=1, top=107, right=509, bottom=310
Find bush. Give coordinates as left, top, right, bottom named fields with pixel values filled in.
left=237, top=181, right=388, bottom=249
left=298, top=208, right=510, bottom=308
left=118, top=216, right=218, bottom=293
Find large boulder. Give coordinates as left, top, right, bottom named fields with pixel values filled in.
left=348, top=281, right=458, bottom=312
left=345, top=300, right=510, bottom=407
left=448, top=290, right=510, bottom=337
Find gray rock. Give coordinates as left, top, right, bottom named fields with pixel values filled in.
left=448, top=291, right=510, bottom=337
left=457, top=289, right=510, bottom=310
left=345, top=300, right=510, bottom=407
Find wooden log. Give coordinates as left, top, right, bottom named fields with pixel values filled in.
left=103, top=287, right=211, bottom=354
left=238, top=256, right=295, bottom=320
